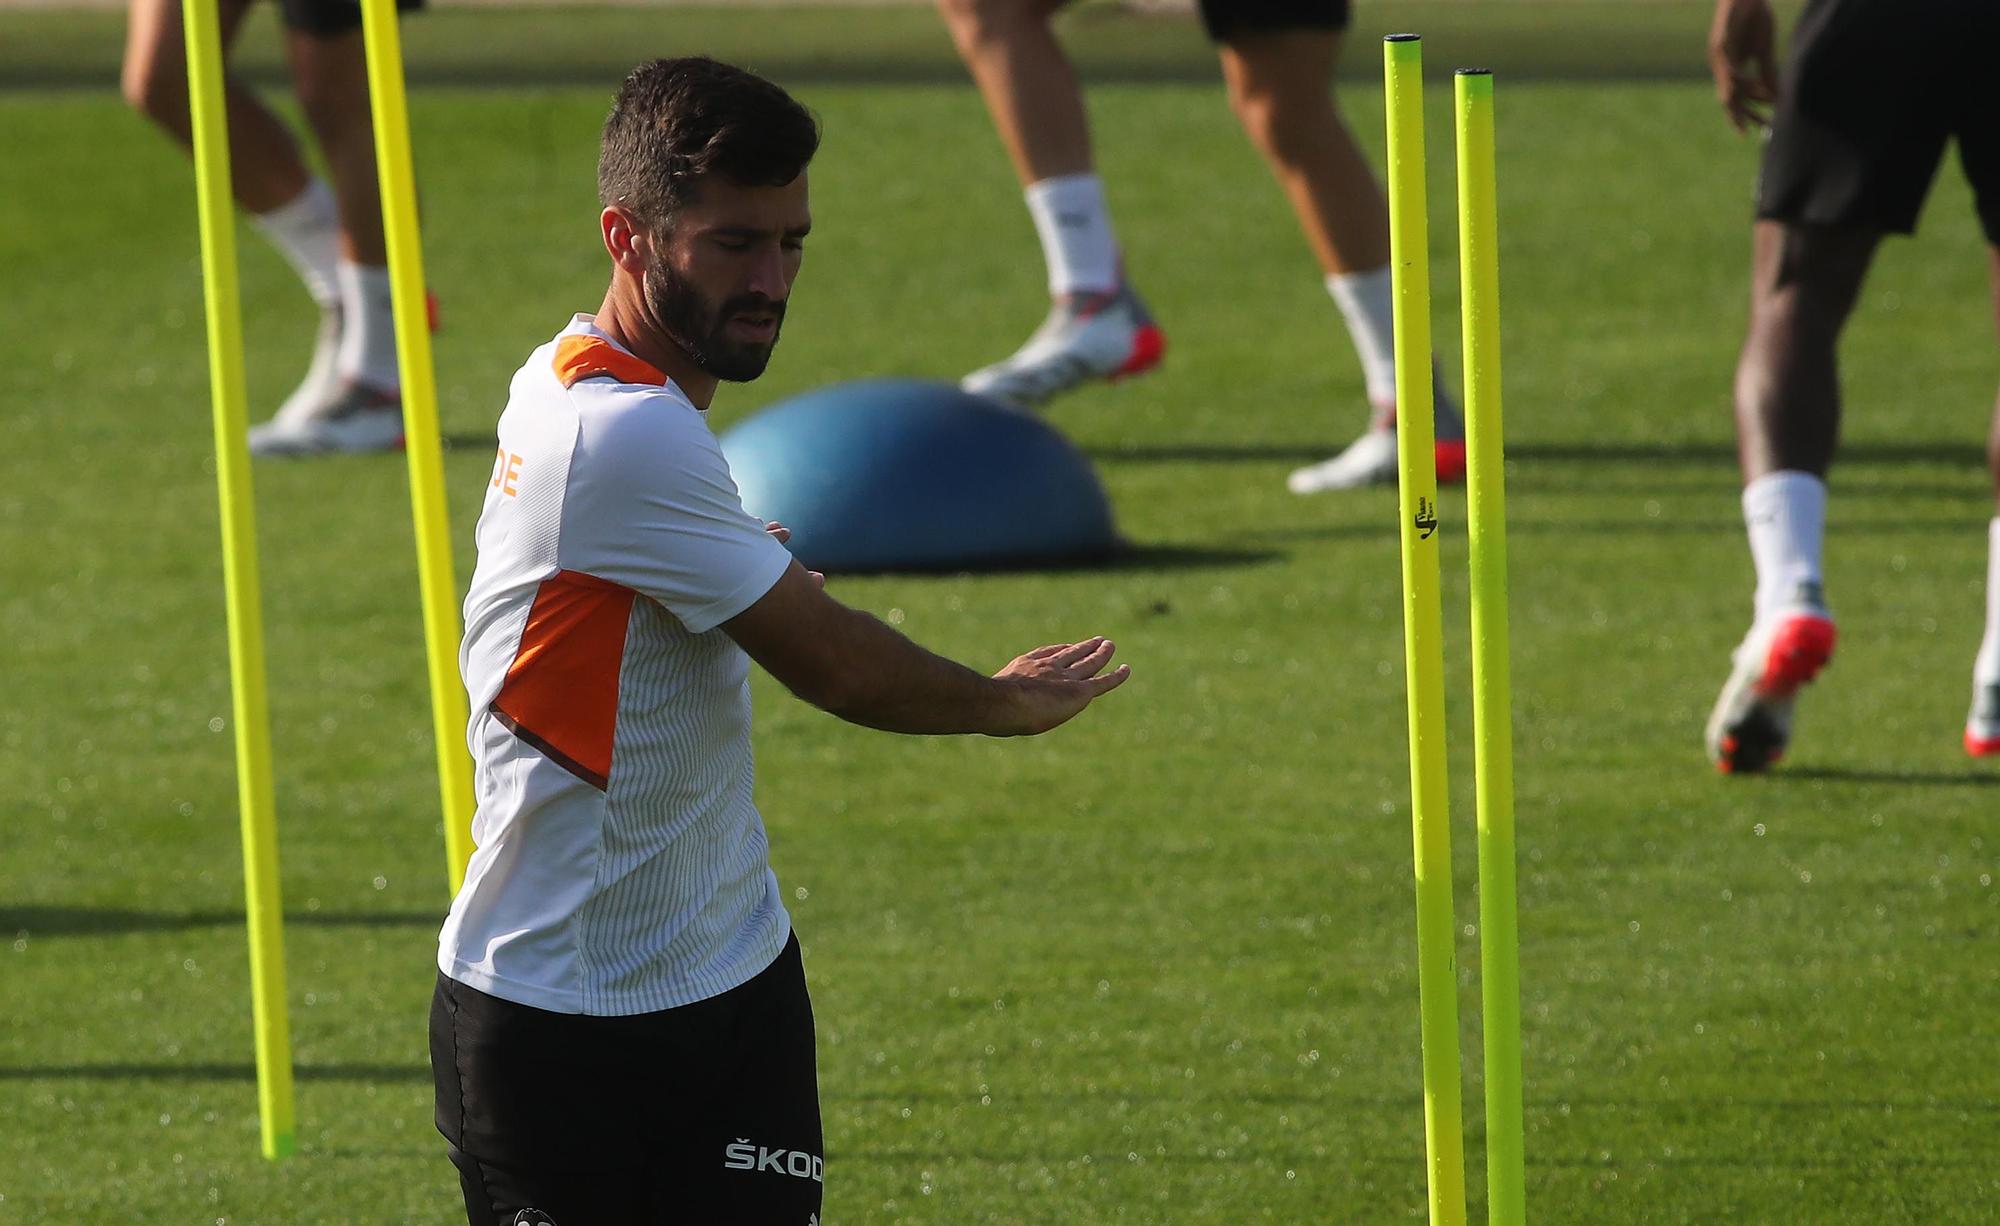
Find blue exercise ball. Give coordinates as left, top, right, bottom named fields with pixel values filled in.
left=720, top=379, right=1119, bottom=572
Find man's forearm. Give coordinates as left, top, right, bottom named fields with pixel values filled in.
left=809, top=603, right=1024, bottom=736
left=723, top=562, right=1104, bottom=738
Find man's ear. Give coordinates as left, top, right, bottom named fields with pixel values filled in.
left=601, top=204, right=652, bottom=277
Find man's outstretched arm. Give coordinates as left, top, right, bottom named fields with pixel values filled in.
left=722, top=560, right=1129, bottom=737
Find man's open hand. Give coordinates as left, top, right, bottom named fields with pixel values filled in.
left=990, top=637, right=1131, bottom=736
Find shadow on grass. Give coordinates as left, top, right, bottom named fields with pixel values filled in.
left=1246, top=518, right=1751, bottom=543
left=1778, top=767, right=2000, bottom=788
left=812, top=542, right=1281, bottom=578
left=1254, top=513, right=1984, bottom=545
left=0, top=907, right=442, bottom=937
left=1086, top=442, right=1333, bottom=465
left=1060, top=542, right=1281, bottom=574
left=0, top=1062, right=427, bottom=1083
left=1511, top=441, right=1985, bottom=468
left=1082, top=440, right=1984, bottom=469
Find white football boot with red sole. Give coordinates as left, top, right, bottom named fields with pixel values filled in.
left=1705, top=598, right=1838, bottom=773
left=961, top=282, right=1165, bottom=410
left=1965, top=681, right=2000, bottom=758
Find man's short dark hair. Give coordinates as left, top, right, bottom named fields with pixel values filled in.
left=598, top=57, right=820, bottom=233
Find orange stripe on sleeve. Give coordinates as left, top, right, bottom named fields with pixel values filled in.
left=492, top=570, right=637, bottom=790
left=552, top=335, right=668, bottom=389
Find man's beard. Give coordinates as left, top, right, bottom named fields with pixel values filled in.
left=644, top=260, right=786, bottom=383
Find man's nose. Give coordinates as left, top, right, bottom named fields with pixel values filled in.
left=747, top=249, right=791, bottom=300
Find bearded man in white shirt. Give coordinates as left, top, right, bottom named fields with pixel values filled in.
left=430, top=56, right=1130, bottom=1226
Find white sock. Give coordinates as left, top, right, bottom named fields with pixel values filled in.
left=1743, top=470, right=1828, bottom=620
left=335, top=261, right=399, bottom=392
left=251, top=178, right=341, bottom=308
left=1024, top=173, right=1120, bottom=296
left=1326, top=266, right=1398, bottom=410
left=1976, top=518, right=2000, bottom=684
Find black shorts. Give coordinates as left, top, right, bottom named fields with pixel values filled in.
left=1756, top=0, right=2000, bottom=241
left=1197, top=0, right=1349, bottom=44
left=276, top=0, right=422, bottom=38
left=430, top=935, right=822, bottom=1226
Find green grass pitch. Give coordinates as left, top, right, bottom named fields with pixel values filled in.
left=2, top=2, right=1996, bottom=1221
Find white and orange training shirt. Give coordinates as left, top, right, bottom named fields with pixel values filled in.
left=439, top=315, right=795, bottom=1016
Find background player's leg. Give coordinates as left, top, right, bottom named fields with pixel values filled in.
left=936, top=0, right=1162, bottom=408
left=1706, top=220, right=1877, bottom=772
left=121, top=0, right=308, bottom=214
left=246, top=22, right=408, bottom=456
left=288, top=26, right=386, bottom=267
left=1732, top=220, right=1879, bottom=621
left=289, top=26, right=402, bottom=395
left=1733, top=221, right=1878, bottom=482
left=1217, top=29, right=1385, bottom=276
left=1216, top=29, right=1462, bottom=495
left=124, top=0, right=356, bottom=438
left=935, top=0, right=1088, bottom=187
left=1968, top=245, right=2000, bottom=755
left=1984, top=249, right=2000, bottom=512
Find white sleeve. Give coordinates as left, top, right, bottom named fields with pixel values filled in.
left=558, top=390, right=793, bottom=633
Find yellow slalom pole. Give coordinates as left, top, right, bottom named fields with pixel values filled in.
left=181, top=0, right=295, bottom=1161
left=1454, top=69, right=1525, bottom=1226
left=1383, top=34, right=1467, bottom=1226
left=357, top=0, right=476, bottom=893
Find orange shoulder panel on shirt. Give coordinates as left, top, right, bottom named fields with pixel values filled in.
left=492, top=570, right=637, bottom=790
left=552, top=335, right=668, bottom=389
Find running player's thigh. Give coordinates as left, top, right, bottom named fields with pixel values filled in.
left=1749, top=221, right=1880, bottom=315
left=940, top=0, right=1075, bottom=21
left=123, top=0, right=260, bottom=101
left=281, top=23, right=368, bottom=125
left=275, top=0, right=423, bottom=39
left=1215, top=27, right=1343, bottom=98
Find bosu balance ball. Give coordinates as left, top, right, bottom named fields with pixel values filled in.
left=720, top=379, right=1119, bottom=572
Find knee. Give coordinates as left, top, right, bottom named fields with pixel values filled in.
left=1751, top=284, right=1852, bottom=348
left=293, top=69, right=371, bottom=145
left=1227, top=77, right=1279, bottom=146
left=1228, top=78, right=1319, bottom=164
left=121, top=53, right=185, bottom=129
left=937, top=0, right=1050, bottom=54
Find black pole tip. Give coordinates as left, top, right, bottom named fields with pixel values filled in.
left=1456, top=68, right=1494, bottom=77
left=1385, top=33, right=1420, bottom=43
